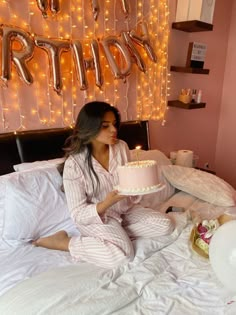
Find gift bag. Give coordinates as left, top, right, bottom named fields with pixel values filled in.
left=175, top=0, right=216, bottom=24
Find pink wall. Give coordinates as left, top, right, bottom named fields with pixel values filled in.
left=149, top=0, right=236, bottom=188
left=215, top=0, right=236, bottom=188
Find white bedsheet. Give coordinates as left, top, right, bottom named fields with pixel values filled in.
left=0, top=192, right=235, bottom=315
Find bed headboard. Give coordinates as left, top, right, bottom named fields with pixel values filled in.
left=0, top=120, right=150, bottom=175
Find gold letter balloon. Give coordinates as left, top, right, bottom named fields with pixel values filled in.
left=101, top=36, right=132, bottom=81
left=71, top=39, right=103, bottom=90
left=90, top=0, right=130, bottom=20
left=1, top=25, right=34, bottom=86
left=0, top=21, right=157, bottom=93
left=34, top=36, right=70, bottom=95
left=36, top=0, right=60, bottom=17
left=91, top=0, right=100, bottom=21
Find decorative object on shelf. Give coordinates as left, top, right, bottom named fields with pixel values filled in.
left=170, top=42, right=209, bottom=74
left=186, top=42, right=207, bottom=69
left=175, top=0, right=216, bottom=24
left=196, top=90, right=202, bottom=103
left=178, top=88, right=191, bottom=103
left=176, top=88, right=203, bottom=106
left=191, top=89, right=197, bottom=102
left=178, top=94, right=192, bottom=104
left=175, top=0, right=191, bottom=23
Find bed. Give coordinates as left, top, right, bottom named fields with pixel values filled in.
left=0, top=120, right=236, bottom=315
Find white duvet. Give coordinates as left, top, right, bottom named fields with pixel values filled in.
left=0, top=192, right=235, bottom=315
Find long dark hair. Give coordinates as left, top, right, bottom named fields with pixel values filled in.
left=63, top=101, right=121, bottom=194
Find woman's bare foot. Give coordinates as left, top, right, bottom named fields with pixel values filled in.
left=32, top=230, right=71, bottom=251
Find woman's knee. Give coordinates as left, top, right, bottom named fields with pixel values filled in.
left=146, top=213, right=175, bottom=236
left=103, top=242, right=134, bottom=268
left=162, top=216, right=175, bottom=235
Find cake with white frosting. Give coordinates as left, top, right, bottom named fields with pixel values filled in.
left=117, top=160, right=160, bottom=193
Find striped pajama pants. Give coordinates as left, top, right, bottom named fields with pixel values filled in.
left=69, top=206, right=174, bottom=268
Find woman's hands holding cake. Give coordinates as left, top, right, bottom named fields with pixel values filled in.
left=97, top=190, right=127, bottom=215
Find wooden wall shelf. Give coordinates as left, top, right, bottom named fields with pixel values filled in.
left=172, top=20, right=213, bottom=32
left=170, top=66, right=210, bottom=74
left=168, top=100, right=206, bottom=110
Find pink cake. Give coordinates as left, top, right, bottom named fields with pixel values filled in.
left=117, top=160, right=159, bottom=193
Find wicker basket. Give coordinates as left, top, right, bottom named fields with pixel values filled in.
left=190, top=226, right=209, bottom=259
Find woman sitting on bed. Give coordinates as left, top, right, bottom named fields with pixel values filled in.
left=33, top=101, right=175, bottom=268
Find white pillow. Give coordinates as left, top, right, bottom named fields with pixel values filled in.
left=162, top=165, right=236, bottom=207
left=130, top=150, right=175, bottom=208
left=0, top=167, right=79, bottom=246
left=13, top=157, right=65, bottom=172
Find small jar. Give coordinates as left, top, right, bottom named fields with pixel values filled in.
left=179, top=94, right=192, bottom=104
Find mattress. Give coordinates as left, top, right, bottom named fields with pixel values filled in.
left=0, top=192, right=235, bottom=315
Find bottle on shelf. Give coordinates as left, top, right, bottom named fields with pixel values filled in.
left=196, top=90, right=202, bottom=103
left=192, top=89, right=197, bottom=102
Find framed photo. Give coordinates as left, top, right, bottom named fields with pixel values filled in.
left=186, top=42, right=207, bottom=68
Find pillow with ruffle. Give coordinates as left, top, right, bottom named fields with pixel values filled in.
left=162, top=165, right=236, bottom=207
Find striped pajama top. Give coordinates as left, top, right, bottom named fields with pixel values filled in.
left=63, top=140, right=137, bottom=226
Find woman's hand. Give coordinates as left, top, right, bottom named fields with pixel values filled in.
left=97, top=190, right=126, bottom=215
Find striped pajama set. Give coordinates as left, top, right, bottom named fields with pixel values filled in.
left=63, top=140, right=174, bottom=268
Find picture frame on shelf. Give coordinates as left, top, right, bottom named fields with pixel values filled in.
left=186, top=42, right=207, bottom=68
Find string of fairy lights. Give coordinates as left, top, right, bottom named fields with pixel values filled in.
left=0, top=0, right=170, bottom=132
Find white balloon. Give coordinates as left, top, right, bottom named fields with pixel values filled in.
left=209, top=220, right=236, bottom=292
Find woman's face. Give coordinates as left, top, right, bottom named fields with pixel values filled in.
left=94, top=111, right=118, bottom=145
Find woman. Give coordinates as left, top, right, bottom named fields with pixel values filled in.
left=34, top=101, right=175, bottom=268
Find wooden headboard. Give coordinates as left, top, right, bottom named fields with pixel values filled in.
left=0, top=120, right=150, bottom=175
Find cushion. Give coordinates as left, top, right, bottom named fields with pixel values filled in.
left=13, top=157, right=65, bottom=172
left=0, top=167, right=79, bottom=246
left=162, top=165, right=236, bottom=207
